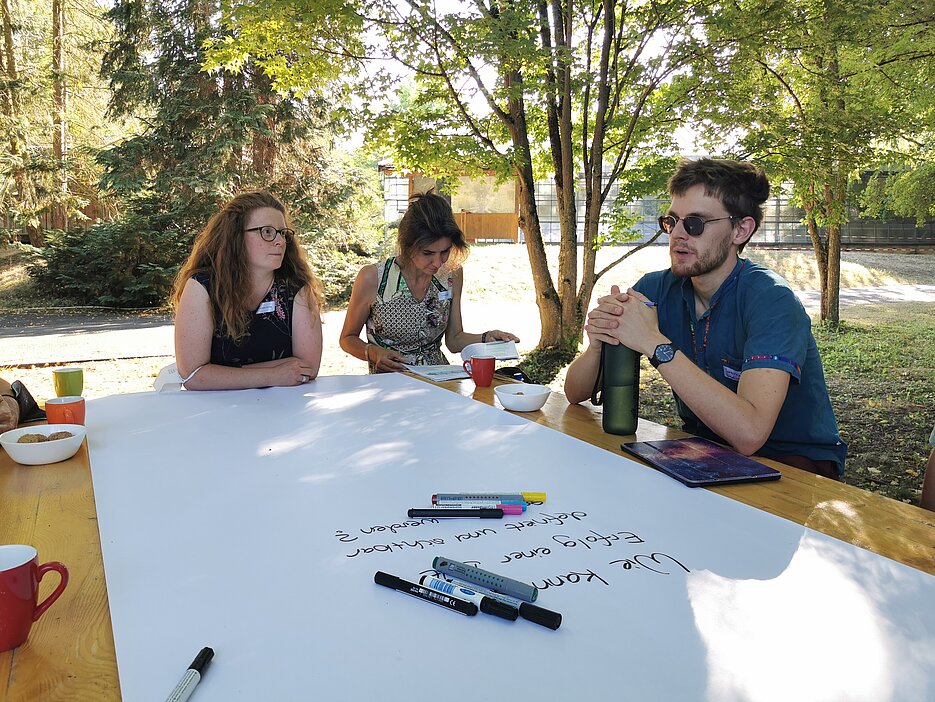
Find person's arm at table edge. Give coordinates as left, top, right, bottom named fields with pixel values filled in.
left=339, top=266, right=407, bottom=371
left=290, top=286, right=323, bottom=379
left=174, top=278, right=316, bottom=390
left=921, top=428, right=935, bottom=512
left=444, top=268, right=518, bottom=352
left=564, top=343, right=603, bottom=404
left=0, top=376, right=19, bottom=432
left=565, top=284, right=630, bottom=404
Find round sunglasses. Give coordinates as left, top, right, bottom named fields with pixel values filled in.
left=658, top=214, right=741, bottom=237
left=245, top=226, right=295, bottom=242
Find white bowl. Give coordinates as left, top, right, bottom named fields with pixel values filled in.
left=494, top=383, right=551, bottom=412
left=0, top=424, right=87, bottom=465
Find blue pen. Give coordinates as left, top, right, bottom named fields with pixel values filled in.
left=643, top=301, right=657, bottom=308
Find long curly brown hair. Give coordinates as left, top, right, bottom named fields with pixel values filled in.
left=173, top=191, right=324, bottom=343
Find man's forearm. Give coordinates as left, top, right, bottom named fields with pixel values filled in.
left=654, top=354, right=786, bottom=455
left=564, top=344, right=603, bottom=404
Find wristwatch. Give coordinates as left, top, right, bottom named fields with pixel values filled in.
left=649, top=343, right=676, bottom=369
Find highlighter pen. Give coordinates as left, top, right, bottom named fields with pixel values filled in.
left=374, top=571, right=478, bottom=616
left=438, top=576, right=562, bottom=630
left=426, top=502, right=523, bottom=515
left=165, top=647, right=213, bottom=702
left=432, top=497, right=527, bottom=511
left=408, top=508, right=503, bottom=519
left=433, top=492, right=547, bottom=503
left=419, top=576, right=518, bottom=621
left=433, top=556, right=538, bottom=603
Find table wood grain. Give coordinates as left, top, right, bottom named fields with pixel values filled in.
left=1, top=379, right=932, bottom=699
left=0, top=440, right=119, bottom=701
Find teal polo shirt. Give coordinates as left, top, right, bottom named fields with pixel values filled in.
left=633, top=258, right=847, bottom=473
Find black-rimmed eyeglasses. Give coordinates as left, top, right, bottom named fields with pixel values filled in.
left=658, top=214, right=741, bottom=237
left=245, top=226, right=295, bottom=242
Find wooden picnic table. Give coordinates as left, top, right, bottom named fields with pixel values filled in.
left=1, top=376, right=932, bottom=700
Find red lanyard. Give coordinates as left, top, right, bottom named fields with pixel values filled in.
left=688, top=260, right=745, bottom=367
left=688, top=305, right=716, bottom=367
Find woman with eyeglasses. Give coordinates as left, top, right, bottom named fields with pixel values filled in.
left=340, top=191, right=518, bottom=373
left=172, top=191, right=324, bottom=390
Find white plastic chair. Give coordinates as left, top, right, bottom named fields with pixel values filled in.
left=153, top=363, right=184, bottom=392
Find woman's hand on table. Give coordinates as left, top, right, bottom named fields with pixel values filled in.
left=260, top=357, right=318, bottom=386
left=484, top=330, right=520, bottom=343
left=369, top=345, right=408, bottom=373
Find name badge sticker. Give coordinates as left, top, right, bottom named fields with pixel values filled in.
left=256, top=301, right=276, bottom=314
left=438, top=290, right=453, bottom=301
left=722, top=364, right=742, bottom=382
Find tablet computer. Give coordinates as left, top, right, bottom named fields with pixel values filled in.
left=619, top=437, right=782, bottom=487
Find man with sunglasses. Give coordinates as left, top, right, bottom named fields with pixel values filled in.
left=565, top=158, right=845, bottom=478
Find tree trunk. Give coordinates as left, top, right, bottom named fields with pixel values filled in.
left=224, top=72, right=244, bottom=176
left=1, top=0, right=37, bottom=245
left=51, top=0, right=67, bottom=233
left=505, top=70, right=562, bottom=347
left=577, top=0, right=615, bottom=341
left=250, top=67, right=276, bottom=178
left=551, top=0, right=577, bottom=337
left=824, top=222, right=841, bottom=324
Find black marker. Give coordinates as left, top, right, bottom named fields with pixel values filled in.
left=439, top=576, right=563, bottom=630
left=418, top=575, right=519, bottom=621
left=165, top=647, right=213, bottom=702
left=374, top=571, right=478, bottom=616
left=408, top=507, right=503, bottom=519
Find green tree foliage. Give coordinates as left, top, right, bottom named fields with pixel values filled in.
left=0, top=0, right=117, bottom=244
left=861, top=162, right=935, bottom=226
left=33, top=0, right=382, bottom=307
left=690, top=0, right=935, bottom=323
left=207, top=0, right=709, bottom=360
left=365, top=0, right=702, bottom=356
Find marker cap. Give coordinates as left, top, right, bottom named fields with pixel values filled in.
left=521, top=492, right=547, bottom=503
left=480, top=598, right=520, bottom=621
left=519, top=602, right=562, bottom=630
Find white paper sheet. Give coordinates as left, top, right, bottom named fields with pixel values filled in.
left=86, top=374, right=935, bottom=701
left=402, top=364, right=469, bottom=381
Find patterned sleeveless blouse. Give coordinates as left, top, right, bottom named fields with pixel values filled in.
left=366, top=257, right=453, bottom=371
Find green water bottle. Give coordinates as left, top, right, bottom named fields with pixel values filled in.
left=591, top=343, right=640, bottom=435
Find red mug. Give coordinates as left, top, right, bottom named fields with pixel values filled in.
left=0, top=545, right=69, bottom=652
left=463, top=355, right=495, bottom=388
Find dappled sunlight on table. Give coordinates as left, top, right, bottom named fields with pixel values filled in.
left=688, top=532, right=932, bottom=701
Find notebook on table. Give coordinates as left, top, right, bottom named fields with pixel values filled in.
left=619, top=437, right=782, bottom=487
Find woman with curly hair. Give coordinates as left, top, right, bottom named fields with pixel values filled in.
left=173, top=191, right=323, bottom=390
left=340, top=191, right=518, bottom=373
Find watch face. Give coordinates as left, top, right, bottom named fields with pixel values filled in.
left=653, top=344, right=675, bottom=365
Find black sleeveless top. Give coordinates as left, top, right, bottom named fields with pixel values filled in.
left=194, top=273, right=297, bottom=367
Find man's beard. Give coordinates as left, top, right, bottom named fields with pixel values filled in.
left=670, top=233, right=733, bottom=279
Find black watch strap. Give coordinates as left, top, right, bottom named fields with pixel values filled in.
left=649, top=343, right=676, bottom=369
